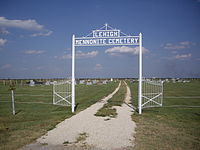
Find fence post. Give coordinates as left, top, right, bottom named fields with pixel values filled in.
left=11, top=90, right=15, bottom=115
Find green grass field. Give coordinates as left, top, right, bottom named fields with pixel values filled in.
left=1, top=79, right=200, bottom=150
left=129, top=80, right=200, bottom=150
left=0, top=81, right=118, bottom=150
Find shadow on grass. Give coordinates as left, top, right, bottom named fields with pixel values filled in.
left=124, top=102, right=138, bottom=112
left=15, top=110, right=22, bottom=115
left=74, top=103, right=79, bottom=111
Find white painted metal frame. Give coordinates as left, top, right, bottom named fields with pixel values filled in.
left=142, top=79, right=163, bottom=108
left=139, top=33, right=142, bottom=114
left=72, top=35, right=75, bottom=112
left=53, top=80, right=72, bottom=106
left=71, top=24, right=143, bottom=114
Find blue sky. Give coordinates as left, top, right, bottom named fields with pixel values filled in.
left=0, top=0, right=200, bottom=79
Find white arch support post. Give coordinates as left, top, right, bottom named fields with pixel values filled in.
left=138, top=33, right=143, bottom=114
left=72, top=34, right=75, bottom=113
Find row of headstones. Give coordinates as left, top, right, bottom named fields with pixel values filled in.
left=0, top=79, right=65, bottom=86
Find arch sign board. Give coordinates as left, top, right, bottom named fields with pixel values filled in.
left=71, top=24, right=143, bottom=114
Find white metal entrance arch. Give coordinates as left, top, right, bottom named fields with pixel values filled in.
left=71, top=24, right=143, bottom=114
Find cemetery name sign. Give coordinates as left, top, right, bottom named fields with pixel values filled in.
left=74, top=28, right=140, bottom=46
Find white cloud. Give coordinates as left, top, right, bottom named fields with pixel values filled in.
left=0, top=64, right=11, bottom=70
left=0, top=28, right=10, bottom=35
left=24, top=50, right=45, bottom=55
left=76, top=51, right=98, bottom=58
left=162, top=41, right=196, bottom=50
left=0, top=38, right=7, bottom=46
left=105, top=46, right=149, bottom=56
left=94, top=64, right=103, bottom=71
left=59, top=50, right=98, bottom=59
left=175, top=53, right=192, bottom=60
left=30, top=30, right=53, bottom=37
left=0, top=16, right=43, bottom=30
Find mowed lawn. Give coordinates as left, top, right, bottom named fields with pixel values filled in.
left=129, top=79, right=200, bottom=150
left=0, top=81, right=118, bottom=150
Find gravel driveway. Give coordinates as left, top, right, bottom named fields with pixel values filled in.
left=23, top=81, right=136, bottom=150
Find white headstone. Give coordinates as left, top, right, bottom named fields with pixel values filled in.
left=29, top=80, right=35, bottom=86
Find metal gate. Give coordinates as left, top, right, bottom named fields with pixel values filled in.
left=141, top=79, right=163, bottom=108
left=53, top=80, right=71, bottom=106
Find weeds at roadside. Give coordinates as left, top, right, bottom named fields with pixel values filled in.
left=41, top=143, right=48, bottom=146
left=75, top=132, right=88, bottom=143
left=63, top=141, right=71, bottom=145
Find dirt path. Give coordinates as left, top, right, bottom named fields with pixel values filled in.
left=23, top=81, right=136, bottom=150
left=124, top=81, right=132, bottom=104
